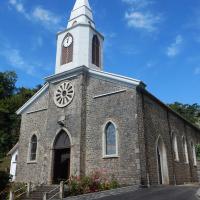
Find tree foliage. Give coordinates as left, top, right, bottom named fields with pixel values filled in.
left=168, top=102, right=200, bottom=127
left=0, top=71, right=41, bottom=158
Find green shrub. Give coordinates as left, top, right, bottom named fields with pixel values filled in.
left=196, top=144, right=200, bottom=160
left=0, top=171, right=11, bottom=191
left=68, top=170, right=119, bottom=196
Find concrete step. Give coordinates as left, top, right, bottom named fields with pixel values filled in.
left=20, top=185, right=60, bottom=200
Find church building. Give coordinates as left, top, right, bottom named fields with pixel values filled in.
left=15, top=0, right=200, bottom=187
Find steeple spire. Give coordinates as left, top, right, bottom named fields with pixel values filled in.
left=73, top=0, right=91, bottom=10
left=67, top=0, right=95, bottom=28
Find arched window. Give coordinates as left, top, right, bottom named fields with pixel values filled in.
left=104, top=122, right=117, bottom=156
left=92, top=35, right=100, bottom=67
left=30, top=135, right=37, bottom=161
left=182, top=136, right=189, bottom=164
left=191, top=141, right=197, bottom=166
left=61, top=33, right=73, bottom=65
left=172, top=134, right=179, bottom=161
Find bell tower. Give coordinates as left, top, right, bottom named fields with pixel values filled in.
left=55, top=0, right=104, bottom=74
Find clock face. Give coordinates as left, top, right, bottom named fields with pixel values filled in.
left=63, top=35, right=73, bottom=48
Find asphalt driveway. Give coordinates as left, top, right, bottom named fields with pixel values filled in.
left=99, top=186, right=199, bottom=200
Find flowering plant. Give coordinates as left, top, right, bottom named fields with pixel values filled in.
left=68, top=170, right=119, bottom=196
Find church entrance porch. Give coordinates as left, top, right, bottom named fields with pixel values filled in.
left=52, top=130, right=71, bottom=184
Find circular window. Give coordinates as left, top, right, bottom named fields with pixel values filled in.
left=54, top=82, right=75, bottom=108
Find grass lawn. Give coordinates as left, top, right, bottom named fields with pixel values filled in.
left=0, top=157, right=10, bottom=172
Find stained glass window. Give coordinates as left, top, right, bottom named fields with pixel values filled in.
left=30, top=135, right=37, bottom=161
left=105, top=122, right=116, bottom=155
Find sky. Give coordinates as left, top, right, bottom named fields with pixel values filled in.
left=0, top=0, right=200, bottom=104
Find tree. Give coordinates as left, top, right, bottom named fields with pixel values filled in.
left=168, top=102, right=200, bottom=127
left=0, top=71, right=41, bottom=158
left=0, top=71, right=17, bottom=99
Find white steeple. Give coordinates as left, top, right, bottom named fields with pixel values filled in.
left=55, top=0, right=104, bottom=74
left=73, top=0, right=91, bottom=10
left=67, top=0, right=95, bottom=28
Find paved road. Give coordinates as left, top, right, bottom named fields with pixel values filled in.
left=100, top=186, right=199, bottom=200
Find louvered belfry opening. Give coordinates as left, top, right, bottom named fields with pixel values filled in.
left=92, top=35, right=100, bottom=67
left=61, top=33, right=73, bottom=65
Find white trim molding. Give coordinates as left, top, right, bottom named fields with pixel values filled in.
left=16, top=83, right=49, bottom=115
left=94, top=89, right=126, bottom=99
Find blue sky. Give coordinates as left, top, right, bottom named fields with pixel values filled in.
left=0, top=0, right=200, bottom=104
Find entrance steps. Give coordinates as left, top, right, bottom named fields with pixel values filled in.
left=21, top=185, right=59, bottom=200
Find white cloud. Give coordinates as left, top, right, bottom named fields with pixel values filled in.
left=166, top=35, right=183, bottom=57
left=125, top=11, right=161, bottom=32
left=8, top=0, right=62, bottom=32
left=32, top=7, right=61, bottom=30
left=8, top=0, right=29, bottom=18
left=122, top=0, right=153, bottom=9
left=122, top=0, right=161, bottom=32
left=194, top=67, right=200, bottom=75
left=0, top=48, right=35, bottom=76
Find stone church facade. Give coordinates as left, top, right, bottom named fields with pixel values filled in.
left=15, top=0, right=200, bottom=187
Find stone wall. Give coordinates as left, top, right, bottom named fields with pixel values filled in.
left=16, top=73, right=86, bottom=184
left=84, top=75, right=141, bottom=185
left=139, top=90, right=200, bottom=186
left=16, top=70, right=141, bottom=186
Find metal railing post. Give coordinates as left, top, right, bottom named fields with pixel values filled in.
left=27, top=182, right=31, bottom=197
left=9, top=191, right=14, bottom=200
left=59, top=181, right=64, bottom=199
left=43, top=192, right=47, bottom=200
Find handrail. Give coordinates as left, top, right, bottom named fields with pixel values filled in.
left=48, top=191, right=60, bottom=200
left=14, top=183, right=28, bottom=200
left=47, top=185, right=60, bottom=195
left=44, top=180, right=70, bottom=200
left=9, top=182, right=33, bottom=200
left=45, top=185, right=60, bottom=200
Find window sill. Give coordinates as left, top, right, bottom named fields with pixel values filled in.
left=27, top=161, right=37, bottom=164
left=102, top=155, right=119, bottom=159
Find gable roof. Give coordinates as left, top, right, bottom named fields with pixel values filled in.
left=16, top=83, right=49, bottom=115
left=7, top=143, right=19, bottom=156
left=16, top=66, right=145, bottom=115
left=45, top=65, right=146, bottom=87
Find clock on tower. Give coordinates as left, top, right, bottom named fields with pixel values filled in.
left=55, top=0, right=104, bottom=74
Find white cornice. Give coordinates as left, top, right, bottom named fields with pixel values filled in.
left=16, top=66, right=145, bottom=115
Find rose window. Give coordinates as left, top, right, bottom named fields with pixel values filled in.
left=54, top=82, right=74, bottom=107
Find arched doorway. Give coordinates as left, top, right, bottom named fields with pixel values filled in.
left=53, top=130, right=71, bottom=183
left=156, top=136, right=169, bottom=185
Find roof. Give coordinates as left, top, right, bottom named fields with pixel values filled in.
left=16, top=83, right=49, bottom=115
left=16, top=66, right=145, bottom=115
left=138, top=87, right=200, bottom=132
left=7, top=143, right=18, bottom=156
